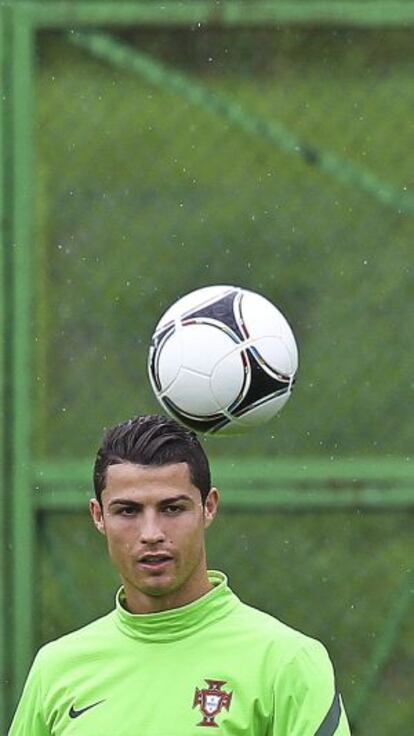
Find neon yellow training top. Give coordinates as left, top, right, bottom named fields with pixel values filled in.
left=9, top=571, right=351, bottom=735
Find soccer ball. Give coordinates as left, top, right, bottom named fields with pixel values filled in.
left=148, top=285, right=298, bottom=435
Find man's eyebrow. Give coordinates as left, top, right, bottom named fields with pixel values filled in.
left=108, top=498, right=141, bottom=508
left=159, top=495, right=193, bottom=505
left=108, top=494, right=193, bottom=508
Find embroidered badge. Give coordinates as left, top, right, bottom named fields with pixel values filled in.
left=193, top=679, right=233, bottom=727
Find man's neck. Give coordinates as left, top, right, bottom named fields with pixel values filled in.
left=122, top=573, right=213, bottom=615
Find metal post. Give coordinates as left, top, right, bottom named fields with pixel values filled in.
left=9, top=5, right=36, bottom=705
left=0, top=7, right=7, bottom=729
left=1, top=3, right=15, bottom=729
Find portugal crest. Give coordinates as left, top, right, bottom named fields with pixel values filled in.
left=193, top=679, right=233, bottom=727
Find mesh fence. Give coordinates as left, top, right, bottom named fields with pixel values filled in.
left=35, top=27, right=414, bottom=461
left=31, top=22, right=414, bottom=734
left=38, top=505, right=414, bottom=733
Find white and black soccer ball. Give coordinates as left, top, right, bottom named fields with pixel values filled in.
left=148, top=285, right=298, bottom=435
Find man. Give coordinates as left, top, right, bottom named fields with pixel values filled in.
left=9, top=414, right=351, bottom=734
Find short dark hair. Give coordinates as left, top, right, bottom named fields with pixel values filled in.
left=93, top=414, right=211, bottom=505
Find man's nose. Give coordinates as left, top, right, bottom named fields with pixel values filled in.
left=139, top=512, right=165, bottom=544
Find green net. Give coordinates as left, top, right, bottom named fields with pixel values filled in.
left=38, top=506, right=414, bottom=732
left=30, top=23, right=414, bottom=734
left=35, top=28, right=414, bottom=460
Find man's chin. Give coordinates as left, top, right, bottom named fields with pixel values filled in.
left=136, top=574, right=178, bottom=598
left=140, top=583, right=174, bottom=598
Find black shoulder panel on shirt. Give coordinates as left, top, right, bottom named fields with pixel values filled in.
left=314, top=691, right=342, bottom=736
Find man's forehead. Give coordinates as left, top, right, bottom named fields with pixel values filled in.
left=103, top=461, right=196, bottom=496
left=107, top=460, right=191, bottom=479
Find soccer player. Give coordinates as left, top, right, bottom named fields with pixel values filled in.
left=9, top=414, right=351, bottom=735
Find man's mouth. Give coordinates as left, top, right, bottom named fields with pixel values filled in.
left=138, top=553, right=173, bottom=571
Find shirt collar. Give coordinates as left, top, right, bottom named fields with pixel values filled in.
left=114, top=570, right=238, bottom=642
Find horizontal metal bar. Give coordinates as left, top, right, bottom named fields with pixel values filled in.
left=15, top=1, right=414, bottom=29
left=35, top=489, right=91, bottom=510
left=34, top=485, right=414, bottom=511
left=33, top=457, right=414, bottom=510
left=213, top=457, right=414, bottom=484
left=33, top=457, right=414, bottom=487
left=34, top=460, right=94, bottom=486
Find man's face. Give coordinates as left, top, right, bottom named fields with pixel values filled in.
left=90, top=462, right=218, bottom=613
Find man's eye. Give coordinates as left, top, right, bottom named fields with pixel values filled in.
left=120, top=507, right=136, bottom=515
left=164, top=505, right=183, bottom=514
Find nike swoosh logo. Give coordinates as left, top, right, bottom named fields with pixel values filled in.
left=69, top=700, right=105, bottom=718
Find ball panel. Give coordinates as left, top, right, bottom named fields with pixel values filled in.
left=161, top=396, right=231, bottom=434
left=155, top=330, right=183, bottom=391
left=179, top=323, right=238, bottom=374
left=210, top=347, right=247, bottom=409
left=148, top=323, right=176, bottom=392
left=164, top=368, right=221, bottom=416
left=183, top=289, right=245, bottom=342
left=234, top=347, right=290, bottom=416
left=231, top=392, right=292, bottom=429
left=250, top=336, right=297, bottom=377
left=156, top=285, right=235, bottom=328
left=240, top=291, right=298, bottom=365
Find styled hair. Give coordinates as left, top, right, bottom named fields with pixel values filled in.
left=93, top=414, right=211, bottom=505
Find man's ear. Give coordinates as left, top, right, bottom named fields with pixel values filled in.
left=89, top=498, right=106, bottom=535
left=204, top=488, right=219, bottom=529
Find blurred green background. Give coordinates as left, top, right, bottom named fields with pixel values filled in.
left=36, top=29, right=414, bottom=460
left=2, top=3, right=414, bottom=733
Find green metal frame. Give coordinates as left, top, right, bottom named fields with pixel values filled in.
left=2, top=1, right=414, bottom=731
left=0, top=4, right=36, bottom=723
left=11, top=1, right=414, bottom=27
left=10, top=7, right=36, bottom=706
left=33, top=457, right=414, bottom=511
left=0, top=9, right=9, bottom=733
